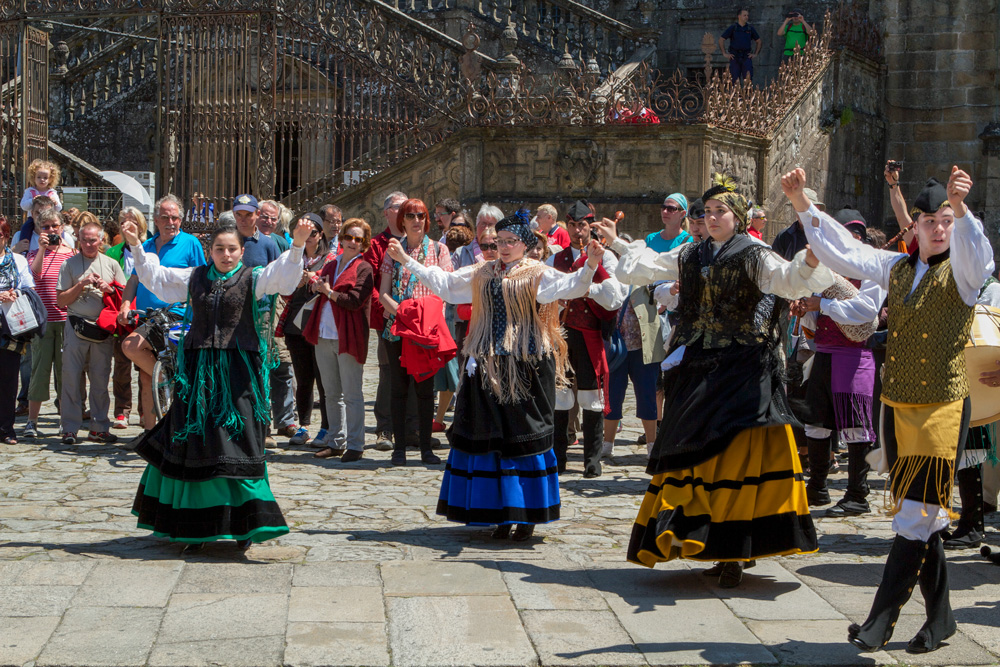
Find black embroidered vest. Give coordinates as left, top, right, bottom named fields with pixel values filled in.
left=671, top=239, right=781, bottom=349
left=184, top=265, right=260, bottom=351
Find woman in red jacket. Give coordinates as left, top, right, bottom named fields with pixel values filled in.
left=306, top=219, right=374, bottom=462
left=379, top=199, right=453, bottom=466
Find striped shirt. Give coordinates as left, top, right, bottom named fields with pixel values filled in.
left=27, top=248, right=76, bottom=322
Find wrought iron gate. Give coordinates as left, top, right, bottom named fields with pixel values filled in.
left=1, top=23, right=48, bottom=223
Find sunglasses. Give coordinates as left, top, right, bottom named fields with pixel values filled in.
left=403, top=212, right=427, bottom=221
left=342, top=234, right=365, bottom=244
left=661, top=205, right=683, bottom=213
left=309, top=230, right=321, bottom=238
left=480, top=243, right=498, bottom=251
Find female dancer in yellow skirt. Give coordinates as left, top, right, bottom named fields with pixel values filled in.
left=595, top=176, right=835, bottom=587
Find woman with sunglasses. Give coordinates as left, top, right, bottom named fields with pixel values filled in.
left=477, top=226, right=498, bottom=261
left=645, top=193, right=692, bottom=253
left=379, top=199, right=453, bottom=466
left=281, top=213, right=331, bottom=448
left=307, top=219, right=374, bottom=462
left=387, top=211, right=607, bottom=541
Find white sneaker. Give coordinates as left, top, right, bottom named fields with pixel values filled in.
left=601, top=441, right=614, bottom=458
left=646, top=442, right=653, bottom=457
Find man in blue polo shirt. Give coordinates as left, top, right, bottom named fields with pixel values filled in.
left=232, top=194, right=280, bottom=267
left=118, top=194, right=207, bottom=432
left=719, top=7, right=761, bottom=82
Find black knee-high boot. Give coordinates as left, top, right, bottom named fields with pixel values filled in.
left=849, top=534, right=926, bottom=651
left=553, top=410, right=569, bottom=473
left=827, top=442, right=872, bottom=516
left=944, top=465, right=984, bottom=549
left=581, top=409, right=603, bottom=478
left=806, top=436, right=832, bottom=506
left=907, top=532, right=956, bottom=653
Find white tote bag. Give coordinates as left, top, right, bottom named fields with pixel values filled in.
left=2, top=292, right=39, bottom=337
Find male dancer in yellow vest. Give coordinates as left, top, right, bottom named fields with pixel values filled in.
left=782, top=166, right=994, bottom=654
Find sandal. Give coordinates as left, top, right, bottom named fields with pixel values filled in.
left=2, top=436, right=16, bottom=445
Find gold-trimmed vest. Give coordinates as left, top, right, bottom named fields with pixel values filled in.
left=881, top=255, right=973, bottom=404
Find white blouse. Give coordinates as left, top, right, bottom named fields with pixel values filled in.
left=400, top=256, right=601, bottom=305
left=798, top=204, right=995, bottom=307
left=130, top=242, right=304, bottom=303
left=611, top=236, right=836, bottom=300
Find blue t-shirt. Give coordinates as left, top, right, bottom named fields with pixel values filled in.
left=241, top=233, right=280, bottom=268
left=134, top=231, right=207, bottom=314
left=644, top=229, right=691, bottom=254
left=721, top=23, right=760, bottom=53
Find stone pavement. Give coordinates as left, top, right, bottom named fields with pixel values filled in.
left=2, top=357, right=1000, bottom=667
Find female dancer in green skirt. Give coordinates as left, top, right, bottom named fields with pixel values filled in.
left=121, top=217, right=310, bottom=551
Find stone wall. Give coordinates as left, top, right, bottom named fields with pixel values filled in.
left=876, top=0, right=999, bottom=233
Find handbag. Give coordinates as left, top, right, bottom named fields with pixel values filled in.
left=604, top=298, right=629, bottom=373
left=2, top=292, right=39, bottom=337
left=291, top=295, right=320, bottom=332
left=68, top=314, right=111, bottom=343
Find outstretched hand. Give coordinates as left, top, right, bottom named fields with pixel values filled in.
left=585, top=239, right=604, bottom=270
left=121, top=220, right=141, bottom=247
left=386, top=238, right=407, bottom=264
left=291, top=220, right=312, bottom=248
left=947, top=165, right=972, bottom=218
left=591, top=217, right=618, bottom=246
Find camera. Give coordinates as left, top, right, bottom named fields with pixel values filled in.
left=787, top=11, right=800, bottom=18
left=46, top=233, right=60, bottom=246
left=887, top=160, right=903, bottom=172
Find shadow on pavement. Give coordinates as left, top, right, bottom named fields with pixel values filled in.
left=554, top=640, right=882, bottom=665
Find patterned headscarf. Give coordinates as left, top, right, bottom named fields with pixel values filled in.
left=495, top=209, right=537, bottom=250
left=701, top=173, right=749, bottom=233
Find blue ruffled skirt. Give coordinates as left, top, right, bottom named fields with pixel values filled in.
left=437, top=449, right=560, bottom=525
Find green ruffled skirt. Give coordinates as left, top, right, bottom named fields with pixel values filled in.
left=132, top=464, right=289, bottom=544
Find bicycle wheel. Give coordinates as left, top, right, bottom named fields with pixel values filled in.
left=151, top=359, right=173, bottom=421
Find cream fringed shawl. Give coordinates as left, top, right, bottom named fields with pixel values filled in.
left=463, top=259, right=569, bottom=404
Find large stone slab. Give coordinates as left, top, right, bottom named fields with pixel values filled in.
left=746, top=620, right=895, bottom=664
left=285, top=621, right=390, bottom=667
left=173, top=562, right=293, bottom=594
left=0, top=560, right=96, bottom=585
left=607, top=595, right=777, bottom=665
left=71, top=560, right=182, bottom=607
left=498, top=561, right=608, bottom=611
left=0, top=585, right=77, bottom=616
left=520, top=609, right=645, bottom=666
left=717, top=560, right=845, bottom=621
left=387, top=595, right=537, bottom=666
left=0, top=616, right=60, bottom=665
left=157, top=593, right=288, bottom=643
left=288, top=586, right=384, bottom=623
left=148, top=636, right=284, bottom=667
left=37, top=606, right=162, bottom=667
left=381, top=561, right=506, bottom=596
left=292, top=562, right=381, bottom=587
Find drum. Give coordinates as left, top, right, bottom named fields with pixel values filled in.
left=965, top=304, right=1000, bottom=426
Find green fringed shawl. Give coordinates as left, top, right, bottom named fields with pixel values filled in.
left=170, top=263, right=278, bottom=442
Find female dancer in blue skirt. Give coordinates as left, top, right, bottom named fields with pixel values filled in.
left=121, top=218, right=309, bottom=552
left=386, top=212, right=610, bottom=540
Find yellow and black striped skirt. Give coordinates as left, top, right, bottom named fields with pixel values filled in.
left=628, top=424, right=818, bottom=567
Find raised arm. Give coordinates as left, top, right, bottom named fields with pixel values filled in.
left=399, top=258, right=476, bottom=304
left=254, top=245, right=304, bottom=298
left=885, top=162, right=914, bottom=247
left=536, top=263, right=596, bottom=303
left=610, top=239, right=683, bottom=284
left=946, top=166, right=995, bottom=305
left=782, top=168, right=903, bottom=288
left=129, top=243, right=195, bottom=304
left=755, top=248, right=836, bottom=300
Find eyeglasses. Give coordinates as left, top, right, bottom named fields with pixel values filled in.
left=258, top=214, right=278, bottom=222
left=480, top=243, right=498, bottom=251
left=403, top=212, right=427, bottom=221
left=39, top=225, right=61, bottom=231
left=342, top=234, right=365, bottom=244
left=309, top=230, right=321, bottom=238
left=661, top=205, right=683, bottom=213
left=496, top=238, right=522, bottom=248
